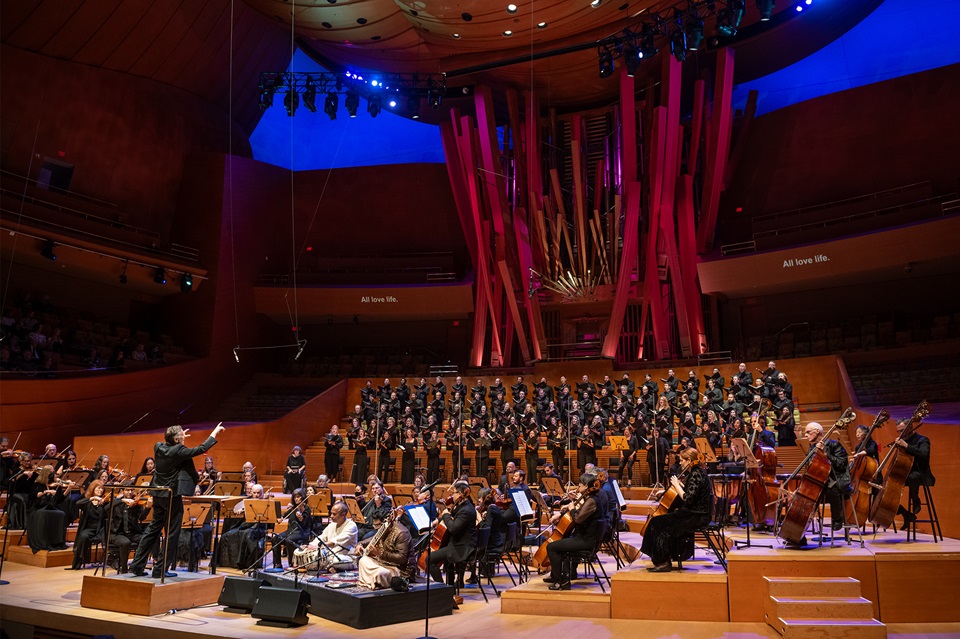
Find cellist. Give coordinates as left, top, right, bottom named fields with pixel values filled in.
left=788, top=423, right=851, bottom=543
left=892, top=418, right=935, bottom=530
left=544, top=473, right=602, bottom=591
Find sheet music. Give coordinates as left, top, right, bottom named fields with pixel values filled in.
left=611, top=480, right=628, bottom=511
left=404, top=504, right=432, bottom=534
left=510, top=489, right=535, bottom=521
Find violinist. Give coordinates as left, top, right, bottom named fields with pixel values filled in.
left=799, top=422, right=850, bottom=533
left=359, top=482, right=393, bottom=540
left=474, top=427, right=493, bottom=479
left=69, top=480, right=108, bottom=570
left=324, top=425, right=344, bottom=481
left=139, top=457, right=156, bottom=476
left=109, top=485, right=148, bottom=573
left=9, top=452, right=37, bottom=529
left=241, top=461, right=259, bottom=484
left=92, top=454, right=111, bottom=479
left=545, top=473, right=602, bottom=590
left=1, top=436, right=18, bottom=488
left=198, top=456, right=217, bottom=493
left=640, top=448, right=713, bottom=572
left=284, top=446, right=307, bottom=493
left=619, top=425, right=641, bottom=488
left=40, top=443, right=65, bottom=472
left=498, top=461, right=517, bottom=495
left=428, top=481, right=477, bottom=587
left=26, top=466, right=69, bottom=553
left=466, top=487, right=503, bottom=586
left=892, top=418, right=935, bottom=530
left=270, top=488, right=313, bottom=569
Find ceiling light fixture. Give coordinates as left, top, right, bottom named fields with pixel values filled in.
left=506, top=4, right=518, bottom=13
left=756, top=0, right=775, bottom=21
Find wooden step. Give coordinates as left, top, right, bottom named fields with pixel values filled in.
left=7, top=546, right=74, bottom=567
left=767, top=596, right=874, bottom=621
left=774, top=617, right=886, bottom=639
left=764, top=576, right=862, bottom=598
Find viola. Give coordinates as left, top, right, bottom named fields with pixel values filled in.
left=869, top=401, right=930, bottom=529
left=778, top=408, right=857, bottom=545
left=844, top=408, right=890, bottom=527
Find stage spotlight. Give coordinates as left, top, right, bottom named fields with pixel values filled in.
left=756, top=0, right=775, bottom=21
left=154, top=267, right=167, bottom=285
left=684, top=14, right=704, bottom=50
left=429, top=90, right=443, bottom=110
left=258, top=81, right=275, bottom=109
left=598, top=48, right=615, bottom=79
left=717, top=0, right=745, bottom=36
left=367, top=96, right=381, bottom=118
left=283, top=91, right=299, bottom=117
left=180, top=272, right=193, bottom=293
left=345, top=90, right=360, bottom=117
left=638, top=24, right=658, bottom=58
left=40, top=239, right=56, bottom=261
left=302, top=80, right=317, bottom=112
left=670, top=30, right=687, bottom=62
left=623, top=44, right=642, bottom=77
left=324, top=92, right=339, bottom=120
left=408, top=95, right=421, bottom=119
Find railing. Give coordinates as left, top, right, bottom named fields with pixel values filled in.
left=544, top=340, right=604, bottom=361
left=697, top=350, right=732, bottom=366
left=0, top=169, right=119, bottom=209
left=751, top=181, right=931, bottom=225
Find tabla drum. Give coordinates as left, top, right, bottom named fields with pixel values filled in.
left=293, top=546, right=319, bottom=568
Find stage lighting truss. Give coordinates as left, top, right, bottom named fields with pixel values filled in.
left=256, top=71, right=464, bottom=119
left=594, top=0, right=808, bottom=75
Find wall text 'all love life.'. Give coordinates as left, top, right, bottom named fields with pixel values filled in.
left=783, top=254, right=830, bottom=268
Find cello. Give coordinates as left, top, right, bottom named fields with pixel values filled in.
left=637, top=450, right=705, bottom=536
left=417, top=495, right=454, bottom=572
left=844, top=408, right=890, bottom=527
left=532, top=487, right=589, bottom=570
left=868, top=400, right=930, bottom=529
left=777, top=408, right=857, bottom=545
left=745, top=401, right=779, bottom=528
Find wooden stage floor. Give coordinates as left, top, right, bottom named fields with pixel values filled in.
left=1, top=525, right=959, bottom=639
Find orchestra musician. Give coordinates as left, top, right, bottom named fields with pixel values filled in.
left=69, top=480, right=108, bottom=570
left=545, top=473, right=602, bottom=590
left=25, top=466, right=69, bottom=553
left=270, top=488, right=313, bottom=569
left=109, top=485, right=148, bottom=573
left=640, top=448, right=714, bottom=572
left=853, top=424, right=879, bottom=461
left=128, top=423, right=224, bottom=578
left=618, top=425, right=641, bottom=488
left=428, top=481, right=478, bottom=588
left=794, top=422, right=851, bottom=536
left=306, top=500, right=358, bottom=571
left=892, top=418, right=936, bottom=530
left=324, top=426, right=344, bottom=481
left=284, top=446, right=306, bottom=494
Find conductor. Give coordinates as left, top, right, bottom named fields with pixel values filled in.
left=129, top=422, right=225, bottom=578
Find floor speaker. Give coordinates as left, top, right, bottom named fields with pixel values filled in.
left=217, top=576, right=269, bottom=613
left=251, top=586, right=310, bottom=627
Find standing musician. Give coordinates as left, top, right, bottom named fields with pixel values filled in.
left=646, top=427, right=670, bottom=487
left=618, top=425, right=641, bottom=488
left=284, top=446, right=306, bottom=494
left=474, top=428, right=493, bottom=479
left=324, top=426, right=344, bottom=481
left=424, top=429, right=442, bottom=484
left=523, top=427, right=540, bottom=481
left=428, top=481, right=478, bottom=587
left=128, top=423, right=224, bottom=578
left=447, top=426, right=464, bottom=478
left=377, top=425, right=394, bottom=481
left=549, top=425, right=568, bottom=480
left=356, top=508, right=415, bottom=590
left=351, top=428, right=370, bottom=484
left=640, top=448, right=713, bottom=572
left=892, top=418, right=935, bottom=530
left=795, top=422, right=851, bottom=534
left=544, top=473, right=602, bottom=591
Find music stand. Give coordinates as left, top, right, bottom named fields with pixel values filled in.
left=540, top=476, right=565, bottom=500
left=468, top=475, right=489, bottom=489
left=244, top=499, right=281, bottom=572
left=607, top=436, right=628, bottom=451
left=181, top=503, right=212, bottom=572
left=213, top=481, right=244, bottom=496
left=694, top=437, right=718, bottom=463
left=34, top=459, right=57, bottom=469
left=392, top=494, right=413, bottom=507
left=341, top=496, right=365, bottom=524
left=220, top=471, right=246, bottom=483
left=306, top=492, right=330, bottom=527
left=61, top=470, right=92, bottom=491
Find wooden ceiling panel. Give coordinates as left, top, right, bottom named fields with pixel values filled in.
left=154, top=0, right=227, bottom=86
left=71, top=1, right=152, bottom=67
left=126, top=1, right=209, bottom=79
left=101, top=1, right=182, bottom=73
left=0, top=1, right=43, bottom=42
left=40, top=0, right=118, bottom=60
left=3, top=0, right=84, bottom=52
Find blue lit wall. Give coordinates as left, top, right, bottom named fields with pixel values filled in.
left=732, top=0, right=960, bottom=115
left=248, top=49, right=445, bottom=170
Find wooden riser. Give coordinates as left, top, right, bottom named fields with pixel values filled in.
left=775, top=617, right=887, bottom=639
left=611, top=567, right=729, bottom=621
left=81, top=573, right=225, bottom=616
left=5, top=546, right=99, bottom=568
left=765, top=576, right=863, bottom=598
left=767, top=596, right=875, bottom=620
left=500, top=586, right=610, bottom=618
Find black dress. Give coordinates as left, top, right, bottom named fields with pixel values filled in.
left=640, top=465, right=714, bottom=565
left=324, top=434, right=343, bottom=480
left=401, top=438, right=417, bottom=484
left=27, top=483, right=68, bottom=553
left=425, top=438, right=441, bottom=483
left=351, top=437, right=370, bottom=484
left=72, top=497, right=107, bottom=569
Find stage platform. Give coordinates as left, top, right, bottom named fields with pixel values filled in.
left=80, top=571, right=225, bottom=616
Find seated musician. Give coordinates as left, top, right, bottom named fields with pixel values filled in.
left=893, top=418, right=935, bottom=530
left=299, top=500, right=358, bottom=572
left=218, top=484, right=268, bottom=570
left=545, top=473, right=602, bottom=590
left=428, top=481, right=478, bottom=587
left=467, top=487, right=503, bottom=584
left=270, top=488, right=313, bottom=569
left=640, top=449, right=714, bottom=572
left=796, top=423, right=851, bottom=535
left=111, top=485, right=148, bottom=573
left=853, top=425, right=879, bottom=461
left=751, top=413, right=777, bottom=449
left=359, top=482, right=393, bottom=540
left=356, top=509, right=416, bottom=590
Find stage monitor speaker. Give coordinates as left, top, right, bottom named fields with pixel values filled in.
left=218, top=576, right=269, bottom=613
left=251, top=586, right=310, bottom=628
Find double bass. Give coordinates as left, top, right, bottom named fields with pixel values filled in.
left=844, top=408, right=890, bottom=527
left=868, top=400, right=931, bottom=529
left=745, top=400, right=779, bottom=528
left=777, top=408, right=857, bottom=545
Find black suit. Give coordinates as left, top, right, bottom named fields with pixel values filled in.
left=429, top=498, right=477, bottom=584
left=129, top=435, right=218, bottom=575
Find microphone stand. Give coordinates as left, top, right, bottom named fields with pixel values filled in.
left=415, top=530, right=437, bottom=639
